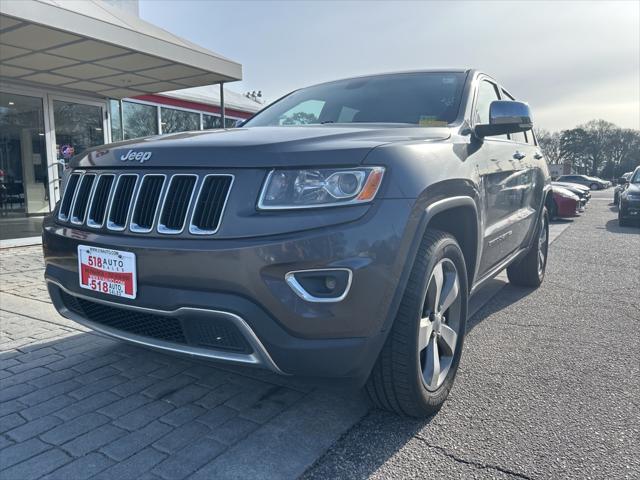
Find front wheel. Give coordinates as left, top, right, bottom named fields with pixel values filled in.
left=618, top=208, right=630, bottom=226
left=590, top=183, right=600, bottom=190
left=507, top=207, right=549, bottom=287
left=365, top=230, right=468, bottom=418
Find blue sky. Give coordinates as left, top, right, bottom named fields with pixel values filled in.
left=140, top=0, right=639, bottom=132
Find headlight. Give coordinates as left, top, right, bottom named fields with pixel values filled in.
left=258, top=167, right=385, bottom=209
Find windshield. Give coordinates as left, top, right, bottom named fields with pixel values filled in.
left=631, top=169, right=640, bottom=183
left=244, top=72, right=466, bottom=127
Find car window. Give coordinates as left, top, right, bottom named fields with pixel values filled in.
left=474, top=80, right=508, bottom=140
left=277, top=99, right=326, bottom=125
left=246, top=72, right=466, bottom=126
left=337, top=106, right=359, bottom=123
left=475, top=80, right=500, bottom=125
left=631, top=169, right=640, bottom=183
left=500, top=88, right=526, bottom=143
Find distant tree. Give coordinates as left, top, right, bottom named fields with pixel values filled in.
left=604, top=128, right=640, bottom=177
left=535, top=129, right=564, bottom=165
left=280, top=112, right=318, bottom=125
left=560, top=127, right=590, bottom=173
left=544, top=120, right=640, bottom=178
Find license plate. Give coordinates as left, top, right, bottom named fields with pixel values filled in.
left=78, top=245, right=137, bottom=299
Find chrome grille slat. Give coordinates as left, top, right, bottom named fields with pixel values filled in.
left=58, top=171, right=232, bottom=236
left=107, top=174, right=138, bottom=231
left=58, top=173, right=81, bottom=221
left=87, top=175, right=115, bottom=228
left=70, top=174, right=96, bottom=225
left=157, top=175, right=197, bottom=234
left=130, top=175, right=166, bottom=233
left=189, top=175, right=234, bottom=235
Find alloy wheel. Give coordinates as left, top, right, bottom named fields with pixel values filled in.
left=537, top=215, right=548, bottom=276
left=419, top=258, right=462, bottom=392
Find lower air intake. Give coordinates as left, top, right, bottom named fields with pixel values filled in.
left=60, top=290, right=252, bottom=353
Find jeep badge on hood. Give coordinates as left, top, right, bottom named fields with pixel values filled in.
left=120, top=150, right=152, bottom=163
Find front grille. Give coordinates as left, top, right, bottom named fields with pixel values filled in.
left=60, top=290, right=251, bottom=353
left=58, top=171, right=231, bottom=236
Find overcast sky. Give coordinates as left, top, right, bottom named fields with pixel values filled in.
left=140, top=0, right=639, bottom=132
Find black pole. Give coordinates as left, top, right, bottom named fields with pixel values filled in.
left=219, top=82, right=225, bottom=128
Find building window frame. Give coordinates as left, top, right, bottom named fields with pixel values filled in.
left=121, top=97, right=246, bottom=135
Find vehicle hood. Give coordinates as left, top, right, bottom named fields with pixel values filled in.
left=553, top=182, right=590, bottom=192
left=74, top=125, right=451, bottom=169
left=552, top=186, right=579, bottom=200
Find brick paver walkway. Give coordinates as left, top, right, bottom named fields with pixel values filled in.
left=0, top=247, right=366, bottom=480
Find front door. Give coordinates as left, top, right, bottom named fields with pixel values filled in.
left=0, top=90, right=50, bottom=240
left=49, top=96, right=107, bottom=202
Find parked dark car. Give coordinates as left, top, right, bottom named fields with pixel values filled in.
left=556, top=174, right=609, bottom=190
left=613, top=172, right=633, bottom=205
left=552, top=181, right=590, bottom=208
left=42, top=69, right=551, bottom=418
left=618, top=166, right=640, bottom=226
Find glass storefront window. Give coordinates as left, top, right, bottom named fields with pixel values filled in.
left=161, top=107, right=200, bottom=134
left=122, top=101, right=158, bottom=140
left=0, top=91, right=49, bottom=239
left=204, top=114, right=239, bottom=129
left=203, top=114, right=222, bottom=130
left=110, top=99, right=123, bottom=142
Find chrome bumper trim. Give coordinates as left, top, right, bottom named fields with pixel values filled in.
left=46, top=279, right=285, bottom=375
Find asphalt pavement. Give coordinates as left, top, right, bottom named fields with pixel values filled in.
left=303, top=189, right=640, bottom=479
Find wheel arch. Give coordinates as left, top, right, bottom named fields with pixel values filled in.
left=423, top=197, right=479, bottom=290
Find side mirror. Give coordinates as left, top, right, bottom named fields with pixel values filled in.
left=475, top=100, right=533, bottom=138
left=618, top=177, right=629, bottom=185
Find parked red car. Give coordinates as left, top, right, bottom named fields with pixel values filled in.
left=548, top=186, right=580, bottom=219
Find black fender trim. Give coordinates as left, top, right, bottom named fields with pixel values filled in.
left=379, top=195, right=479, bottom=335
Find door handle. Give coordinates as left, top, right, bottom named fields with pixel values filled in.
left=513, top=151, right=526, bottom=160
left=534, top=152, right=544, bottom=160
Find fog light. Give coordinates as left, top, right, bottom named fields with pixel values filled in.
left=325, top=276, right=337, bottom=290
left=285, top=268, right=352, bottom=303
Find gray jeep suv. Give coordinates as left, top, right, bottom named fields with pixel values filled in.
left=43, top=70, right=550, bottom=417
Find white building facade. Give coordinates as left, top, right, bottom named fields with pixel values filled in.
left=0, top=0, right=261, bottom=243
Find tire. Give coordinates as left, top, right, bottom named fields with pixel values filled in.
left=590, top=183, right=599, bottom=190
left=365, top=229, right=468, bottom=418
left=619, top=209, right=629, bottom=226
left=507, top=207, right=549, bottom=287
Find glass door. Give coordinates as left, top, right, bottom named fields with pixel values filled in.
left=49, top=96, right=107, bottom=199
left=0, top=91, right=50, bottom=240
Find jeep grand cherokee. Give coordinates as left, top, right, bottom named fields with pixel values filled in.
left=43, top=70, right=551, bottom=417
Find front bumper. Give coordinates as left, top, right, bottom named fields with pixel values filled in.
left=43, top=198, right=415, bottom=381
left=620, top=198, right=640, bottom=219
